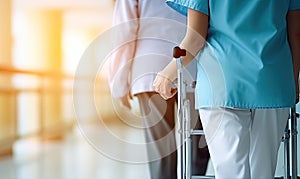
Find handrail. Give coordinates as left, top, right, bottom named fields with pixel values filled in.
left=0, top=65, right=75, bottom=93
left=0, top=65, right=75, bottom=146
left=0, top=65, right=73, bottom=78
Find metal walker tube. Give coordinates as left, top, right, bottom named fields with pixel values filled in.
left=290, top=106, right=298, bottom=179
left=176, top=53, right=185, bottom=178
left=174, top=46, right=191, bottom=179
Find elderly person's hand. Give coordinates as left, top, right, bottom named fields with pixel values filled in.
left=116, top=93, right=132, bottom=110
left=153, top=60, right=178, bottom=100
left=153, top=73, right=177, bottom=100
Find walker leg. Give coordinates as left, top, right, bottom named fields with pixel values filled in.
left=283, top=121, right=290, bottom=179
left=186, top=138, right=192, bottom=179
left=290, top=107, right=298, bottom=179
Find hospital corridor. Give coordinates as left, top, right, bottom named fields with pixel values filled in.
left=0, top=0, right=300, bottom=179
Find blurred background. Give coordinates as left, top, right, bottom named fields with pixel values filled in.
left=0, top=0, right=299, bottom=178
left=0, top=0, right=150, bottom=178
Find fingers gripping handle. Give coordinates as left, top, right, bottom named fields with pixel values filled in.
left=173, top=46, right=186, bottom=58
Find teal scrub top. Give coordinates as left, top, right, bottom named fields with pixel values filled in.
left=166, top=0, right=300, bottom=109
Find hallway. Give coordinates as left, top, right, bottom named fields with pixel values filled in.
left=1, top=1, right=299, bottom=179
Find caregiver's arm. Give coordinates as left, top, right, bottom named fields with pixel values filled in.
left=153, top=9, right=208, bottom=99
left=180, top=8, right=209, bottom=67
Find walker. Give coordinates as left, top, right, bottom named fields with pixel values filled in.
left=173, top=46, right=299, bottom=179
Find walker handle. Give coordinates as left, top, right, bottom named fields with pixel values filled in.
left=173, top=46, right=186, bottom=58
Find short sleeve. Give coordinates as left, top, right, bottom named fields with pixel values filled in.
left=166, top=0, right=209, bottom=16
left=289, top=0, right=300, bottom=10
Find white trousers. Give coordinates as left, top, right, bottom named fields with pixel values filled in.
left=199, top=107, right=289, bottom=179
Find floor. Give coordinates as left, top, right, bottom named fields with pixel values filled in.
left=0, top=119, right=297, bottom=179
left=0, top=121, right=150, bottom=179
